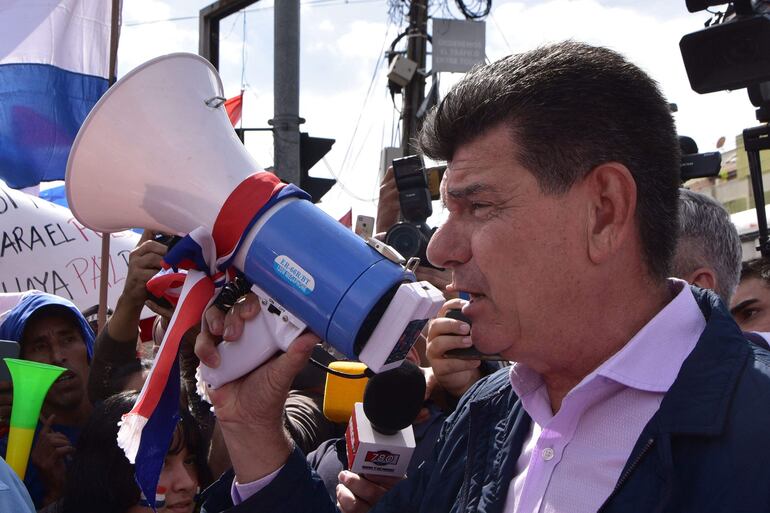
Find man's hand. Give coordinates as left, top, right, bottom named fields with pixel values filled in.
left=122, top=231, right=167, bottom=308
left=107, top=230, right=168, bottom=342
left=376, top=166, right=400, bottom=234
left=30, top=415, right=75, bottom=505
left=336, top=471, right=402, bottom=513
left=426, top=299, right=482, bottom=399
left=195, top=293, right=317, bottom=483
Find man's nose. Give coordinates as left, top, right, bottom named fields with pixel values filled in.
left=49, top=343, right=67, bottom=365
left=427, top=220, right=469, bottom=269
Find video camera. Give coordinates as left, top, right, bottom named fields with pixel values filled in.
left=680, top=0, right=770, bottom=256
left=385, top=155, right=437, bottom=266
left=680, top=0, right=770, bottom=110
left=679, top=135, right=722, bottom=181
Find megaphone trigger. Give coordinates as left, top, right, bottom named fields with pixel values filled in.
left=197, top=285, right=306, bottom=395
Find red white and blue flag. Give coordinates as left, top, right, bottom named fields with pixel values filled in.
left=0, top=0, right=113, bottom=189
left=117, top=173, right=309, bottom=510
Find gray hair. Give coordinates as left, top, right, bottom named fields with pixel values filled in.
left=672, top=189, right=742, bottom=303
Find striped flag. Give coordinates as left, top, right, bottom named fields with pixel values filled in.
left=224, top=91, right=244, bottom=127
left=0, top=0, right=113, bottom=189
left=118, top=173, right=310, bottom=509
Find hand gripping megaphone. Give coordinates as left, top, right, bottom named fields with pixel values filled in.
left=65, top=53, right=444, bottom=389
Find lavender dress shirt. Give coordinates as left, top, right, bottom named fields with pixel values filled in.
left=232, top=280, right=706, bottom=510
left=504, top=279, right=705, bottom=512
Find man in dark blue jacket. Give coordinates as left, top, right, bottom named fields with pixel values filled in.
left=196, top=41, right=770, bottom=512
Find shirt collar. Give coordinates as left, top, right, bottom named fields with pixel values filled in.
left=593, top=279, right=705, bottom=392
left=510, top=279, right=707, bottom=397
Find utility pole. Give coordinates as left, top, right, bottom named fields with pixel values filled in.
left=271, top=0, right=303, bottom=185
left=401, top=0, right=429, bottom=155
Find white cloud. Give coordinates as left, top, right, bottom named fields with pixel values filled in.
left=318, top=19, right=334, bottom=32
left=111, top=0, right=762, bottom=217
left=486, top=0, right=758, bottom=151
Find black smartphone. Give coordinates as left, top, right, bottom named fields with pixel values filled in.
left=443, top=309, right=506, bottom=361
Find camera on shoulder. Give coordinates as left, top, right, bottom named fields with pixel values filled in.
left=385, top=155, right=437, bottom=267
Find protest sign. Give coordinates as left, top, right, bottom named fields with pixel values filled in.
left=0, top=181, right=140, bottom=312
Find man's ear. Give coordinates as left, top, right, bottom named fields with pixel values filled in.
left=684, top=267, right=717, bottom=293
left=584, top=162, right=637, bottom=265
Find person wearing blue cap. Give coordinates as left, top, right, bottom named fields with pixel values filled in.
left=0, top=291, right=95, bottom=509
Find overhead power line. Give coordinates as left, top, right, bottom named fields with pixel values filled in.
left=124, top=0, right=382, bottom=27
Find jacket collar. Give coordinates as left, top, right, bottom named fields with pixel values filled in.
left=646, top=286, right=750, bottom=436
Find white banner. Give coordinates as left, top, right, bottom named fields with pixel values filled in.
left=0, top=181, right=140, bottom=311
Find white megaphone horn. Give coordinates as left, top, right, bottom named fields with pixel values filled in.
left=65, top=53, right=444, bottom=389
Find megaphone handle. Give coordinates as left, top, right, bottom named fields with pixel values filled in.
left=198, top=303, right=306, bottom=389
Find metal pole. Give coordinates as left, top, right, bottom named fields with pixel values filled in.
left=401, top=0, right=429, bottom=155
left=745, top=123, right=770, bottom=257
left=97, top=0, right=121, bottom=333
left=270, top=0, right=303, bottom=185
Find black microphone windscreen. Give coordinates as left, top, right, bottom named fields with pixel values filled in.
left=363, top=360, right=426, bottom=435
left=679, top=135, right=699, bottom=155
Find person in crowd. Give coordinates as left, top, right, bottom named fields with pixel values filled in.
left=0, top=291, right=95, bottom=508
left=85, top=230, right=220, bottom=443
left=87, top=230, right=167, bottom=404
left=193, top=41, right=770, bottom=513
left=79, top=304, right=113, bottom=337
left=44, top=391, right=211, bottom=513
left=0, top=455, right=35, bottom=513
left=730, top=257, right=770, bottom=332
left=670, top=188, right=742, bottom=305
left=669, top=190, right=770, bottom=351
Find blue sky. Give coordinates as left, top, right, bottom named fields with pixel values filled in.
left=119, top=0, right=761, bottom=218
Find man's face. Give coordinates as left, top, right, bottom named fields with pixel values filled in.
left=730, top=277, right=770, bottom=332
left=426, top=124, right=590, bottom=366
left=21, top=310, right=89, bottom=411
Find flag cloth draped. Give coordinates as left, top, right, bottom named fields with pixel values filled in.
left=0, top=0, right=112, bottom=189
left=339, top=208, right=353, bottom=228
left=118, top=172, right=310, bottom=510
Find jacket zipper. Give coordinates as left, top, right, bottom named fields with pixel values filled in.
left=599, top=437, right=655, bottom=511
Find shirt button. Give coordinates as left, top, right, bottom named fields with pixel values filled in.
left=541, top=448, right=555, bottom=461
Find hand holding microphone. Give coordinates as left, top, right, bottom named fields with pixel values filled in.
left=337, top=360, right=425, bottom=513
left=345, top=360, right=425, bottom=478
left=426, top=299, right=485, bottom=399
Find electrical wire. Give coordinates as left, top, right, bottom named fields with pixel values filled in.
left=337, top=19, right=393, bottom=182
left=124, top=0, right=382, bottom=27
left=322, top=158, right=380, bottom=202
left=489, top=11, right=512, bottom=53
left=309, top=358, right=373, bottom=378
left=241, top=11, right=248, bottom=90
left=454, top=0, right=492, bottom=19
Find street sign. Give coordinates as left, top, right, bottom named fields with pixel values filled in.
left=432, top=18, right=486, bottom=73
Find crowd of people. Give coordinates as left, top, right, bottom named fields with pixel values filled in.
left=2, top=40, right=770, bottom=513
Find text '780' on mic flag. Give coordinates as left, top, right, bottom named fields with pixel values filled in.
left=0, top=0, right=113, bottom=189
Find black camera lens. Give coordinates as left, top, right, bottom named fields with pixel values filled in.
left=385, top=223, right=423, bottom=259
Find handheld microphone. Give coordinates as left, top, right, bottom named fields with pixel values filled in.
left=443, top=309, right=505, bottom=361
left=346, top=361, right=425, bottom=477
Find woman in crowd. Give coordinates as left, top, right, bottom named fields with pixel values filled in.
left=44, top=391, right=211, bottom=513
